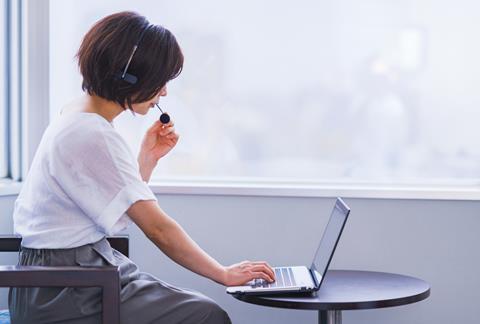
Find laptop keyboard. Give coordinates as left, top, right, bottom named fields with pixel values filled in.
left=251, top=267, right=297, bottom=288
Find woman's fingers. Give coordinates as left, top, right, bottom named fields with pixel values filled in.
left=160, top=126, right=175, bottom=136
left=248, top=261, right=275, bottom=280
left=235, top=262, right=275, bottom=282
left=250, top=265, right=275, bottom=282
left=251, top=261, right=275, bottom=274
left=223, top=260, right=279, bottom=286
left=166, top=133, right=179, bottom=141
left=250, top=264, right=275, bottom=281
left=147, top=120, right=175, bottom=135
left=161, top=120, right=174, bottom=128
left=249, top=271, right=273, bottom=283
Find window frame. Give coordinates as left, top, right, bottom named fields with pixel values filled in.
left=0, top=0, right=49, bottom=196
left=148, top=180, right=480, bottom=200
left=0, top=0, right=23, bottom=183
left=8, top=0, right=22, bottom=182
left=0, top=0, right=8, bottom=179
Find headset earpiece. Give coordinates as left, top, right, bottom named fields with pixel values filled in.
left=114, top=71, right=138, bottom=84
left=121, top=73, right=138, bottom=85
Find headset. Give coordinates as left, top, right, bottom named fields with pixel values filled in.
left=116, top=24, right=171, bottom=124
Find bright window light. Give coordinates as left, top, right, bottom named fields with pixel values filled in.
left=50, top=0, right=480, bottom=186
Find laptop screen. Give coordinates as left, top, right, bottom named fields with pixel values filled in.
left=310, top=198, right=350, bottom=288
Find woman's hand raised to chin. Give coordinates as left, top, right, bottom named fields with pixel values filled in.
left=138, top=119, right=179, bottom=182
left=222, top=261, right=276, bottom=286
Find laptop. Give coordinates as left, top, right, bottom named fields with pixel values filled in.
left=226, top=197, right=350, bottom=296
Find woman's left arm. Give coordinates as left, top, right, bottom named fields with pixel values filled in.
left=127, top=200, right=276, bottom=286
left=138, top=120, right=179, bottom=182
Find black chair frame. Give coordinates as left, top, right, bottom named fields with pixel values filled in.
left=0, top=235, right=129, bottom=324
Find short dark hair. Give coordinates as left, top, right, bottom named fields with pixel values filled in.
left=76, top=11, right=183, bottom=109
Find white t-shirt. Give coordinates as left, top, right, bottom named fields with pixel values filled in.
left=13, top=112, right=157, bottom=248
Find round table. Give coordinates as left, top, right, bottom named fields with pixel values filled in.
left=232, top=270, right=430, bottom=324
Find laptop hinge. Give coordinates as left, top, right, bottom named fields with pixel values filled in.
left=309, top=267, right=321, bottom=289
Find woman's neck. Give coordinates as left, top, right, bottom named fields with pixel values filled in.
left=81, top=95, right=125, bottom=123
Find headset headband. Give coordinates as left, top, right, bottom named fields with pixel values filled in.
left=118, top=23, right=151, bottom=84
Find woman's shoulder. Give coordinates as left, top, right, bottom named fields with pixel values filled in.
left=50, top=112, right=126, bottom=156
left=52, top=111, right=111, bottom=137
left=54, top=97, right=122, bottom=141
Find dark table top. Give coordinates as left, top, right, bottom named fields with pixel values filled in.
left=233, top=270, right=430, bottom=311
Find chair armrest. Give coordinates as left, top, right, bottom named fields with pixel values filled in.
left=0, top=265, right=120, bottom=324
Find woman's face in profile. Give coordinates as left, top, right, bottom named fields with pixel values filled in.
left=131, top=85, right=167, bottom=115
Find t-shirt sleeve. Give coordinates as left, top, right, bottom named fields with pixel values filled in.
left=49, top=125, right=156, bottom=235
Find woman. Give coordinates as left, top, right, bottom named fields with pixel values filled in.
left=8, top=11, right=274, bottom=324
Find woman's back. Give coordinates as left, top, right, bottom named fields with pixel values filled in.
left=14, top=112, right=154, bottom=249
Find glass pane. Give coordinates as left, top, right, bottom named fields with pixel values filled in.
left=0, top=0, right=8, bottom=178
left=50, top=0, right=480, bottom=185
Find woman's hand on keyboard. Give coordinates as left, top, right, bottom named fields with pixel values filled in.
left=222, top=261, right=276, bottom=286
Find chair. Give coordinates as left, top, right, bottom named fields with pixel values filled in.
left=0, top=235, right=129, bottom=324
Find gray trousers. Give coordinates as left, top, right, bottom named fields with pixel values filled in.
left=8, top=238, right=232, bottom=324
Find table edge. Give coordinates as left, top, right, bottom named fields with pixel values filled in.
left=233, top=270, right=431, bottom=311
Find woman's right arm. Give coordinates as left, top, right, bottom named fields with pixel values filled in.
left=127, top=200, right=275, bottom=286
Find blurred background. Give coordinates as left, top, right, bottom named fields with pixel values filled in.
left=48, top=0, right=480, bottom=186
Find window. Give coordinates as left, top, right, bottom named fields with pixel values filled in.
left=2, top=0, right=23, bottom=182
left=50, top=0, right=480, bottom=188
left=0, top=0, right=7, bottom=178
left=1, top=0, right=22, bottom=182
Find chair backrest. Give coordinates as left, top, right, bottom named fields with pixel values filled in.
left=0, top=235, right=129, bottom=257
left=0, top=235, right=129, bottom=323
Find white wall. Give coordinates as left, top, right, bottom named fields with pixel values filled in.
left=1, top=194, right=478, bottom=323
